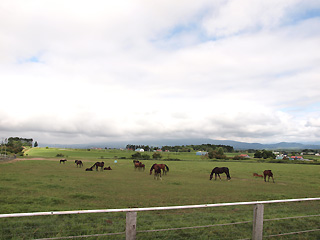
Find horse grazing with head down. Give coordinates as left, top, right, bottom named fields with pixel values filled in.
left=263, top=170, right=274, bottom=183
left=150, top=163, right=169, bottom=176
left=93, top=162, right=104, bottom=171
left=75, top=160, right=83, bottom=168
left=210, top=167, right=231, bottom=181
left=149, top=164, right=163, bottom=180
left=134, top=162, right=145, bottom=171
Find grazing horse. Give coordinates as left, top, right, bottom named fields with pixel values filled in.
left=150, top=164, right=169, bottom=176
left=253, top=173, right=263, bottom=178
left=149, top=164, right=162, bottom=180
left=153, top=167, right=162, bottom=180
left=263, top=170, right=275, bottom=183
left=60, top=159, right=67, bottom=164
left=210, top=167, right=231, bottom=181
left=75, top=160, right=83, bottom=168
left=134, top=162, right=145, bottom=171
left=93, top=162, right=104, bottom=171
left=104, top=166, right=112, bottom=170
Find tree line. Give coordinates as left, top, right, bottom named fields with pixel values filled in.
left=1, top=137, right=34, bottom=155
left=126, top=143, right=234, bottom=153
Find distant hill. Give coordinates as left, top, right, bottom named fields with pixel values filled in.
left=40, top=139, right=320, bottom=150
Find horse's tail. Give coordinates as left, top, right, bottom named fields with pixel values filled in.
left=165, top=165, right=169, bottom=172
left=225, top=168, right=231, bottom=180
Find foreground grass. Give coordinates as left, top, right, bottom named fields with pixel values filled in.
left=0, top=157, right=319, bottom=239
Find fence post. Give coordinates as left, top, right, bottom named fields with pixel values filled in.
left=126, top=211, right=137, bottom=240
left=252, top=204, right=264, bottom=240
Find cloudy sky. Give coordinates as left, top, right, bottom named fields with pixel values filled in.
left=1, top=0, right=320, bottom=145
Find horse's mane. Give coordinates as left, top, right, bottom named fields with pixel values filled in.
left=150, top=163, right=156, bottom=171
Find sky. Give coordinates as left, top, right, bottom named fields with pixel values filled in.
left=1, top=0, right=320, bottom=146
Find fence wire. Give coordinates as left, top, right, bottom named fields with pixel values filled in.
left=0, top=199, right=319, bottom=239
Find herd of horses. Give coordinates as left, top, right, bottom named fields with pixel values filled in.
left=60, top=159, right=274, bottom=182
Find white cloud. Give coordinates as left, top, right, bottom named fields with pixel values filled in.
left=0, top=0, right=320, bottom=145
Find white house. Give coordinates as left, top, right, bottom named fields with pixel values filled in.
left=135, top=148, right=144, bottom=152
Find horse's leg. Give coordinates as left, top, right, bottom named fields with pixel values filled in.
left=218, top=174, right=221, bottom=180
left=271, top=176, right=274, bottom=183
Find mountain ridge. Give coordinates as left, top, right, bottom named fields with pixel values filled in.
left=40, top=139, right=320, bottom=150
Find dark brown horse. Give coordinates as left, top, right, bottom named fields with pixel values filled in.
left=150, top=164, right=169, bottom=177
left=263, top=170, right=274, bottom=183
left=210, top=167, right=231, bottom=180
left=75, top=160, right=83, bottom=167
left=60, top=159, right=67, bottom=164
left=93, top=162, right=104, bottom=171
left=104, top=166, right=112, bottom=170
left=149, top=164, right=162, bottom=180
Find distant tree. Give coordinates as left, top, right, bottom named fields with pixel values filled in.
left=141, top=154, right=150, bottom=160
left=152, top=152, right=162, bottom=159
left=254, top=150, right=275, bottom=159
left=208, top=149, right=227, bottom=159
left=34, top=141, right=38, bottom=147
left=254, top=151, right=263, bottom=158
left=132, top=152, right=142, bottom=159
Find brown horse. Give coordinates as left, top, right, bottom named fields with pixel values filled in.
left=93, top=162, right=104, bottom=171
left=210, top=167, right=231, bottom=181
left=134, top=162, right=145, bottom=171
left=263, top=170, right=275, bottom=183
left=75, top=160, right=83, bottom=167
left=60, top=159, right=67, bottom=164
left=133, top=160, right=140, bottom=164
left=253, top=173, right=263, bottom=178
left=149, top=164, right=163, bottom=180
left=104, top=166, right=112, bottom=170
left=150, top=164, right=169, bottom=177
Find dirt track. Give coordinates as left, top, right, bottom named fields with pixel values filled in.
left=0, top=157, right=56, bottom=163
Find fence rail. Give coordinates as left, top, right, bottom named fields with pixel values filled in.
left=1, top=197, right=319, bottom=240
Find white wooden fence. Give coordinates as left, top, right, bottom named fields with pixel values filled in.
left=1, top=197, right=319, bottom=240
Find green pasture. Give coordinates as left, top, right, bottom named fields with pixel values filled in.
left=1, top=149, right=319, bottom=239
left=23, top=147, right=209, bottom=161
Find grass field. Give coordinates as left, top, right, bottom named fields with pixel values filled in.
left=1, top=148, right=319, bottom=239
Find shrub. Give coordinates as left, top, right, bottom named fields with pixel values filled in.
left=152, top=152, right=162, bottom=159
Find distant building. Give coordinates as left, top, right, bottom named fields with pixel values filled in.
left=290, top=156, right=304, bottom=160
left=135, top=148, right=144, bottom=152
left=196, top=151, right=208, bottom=156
